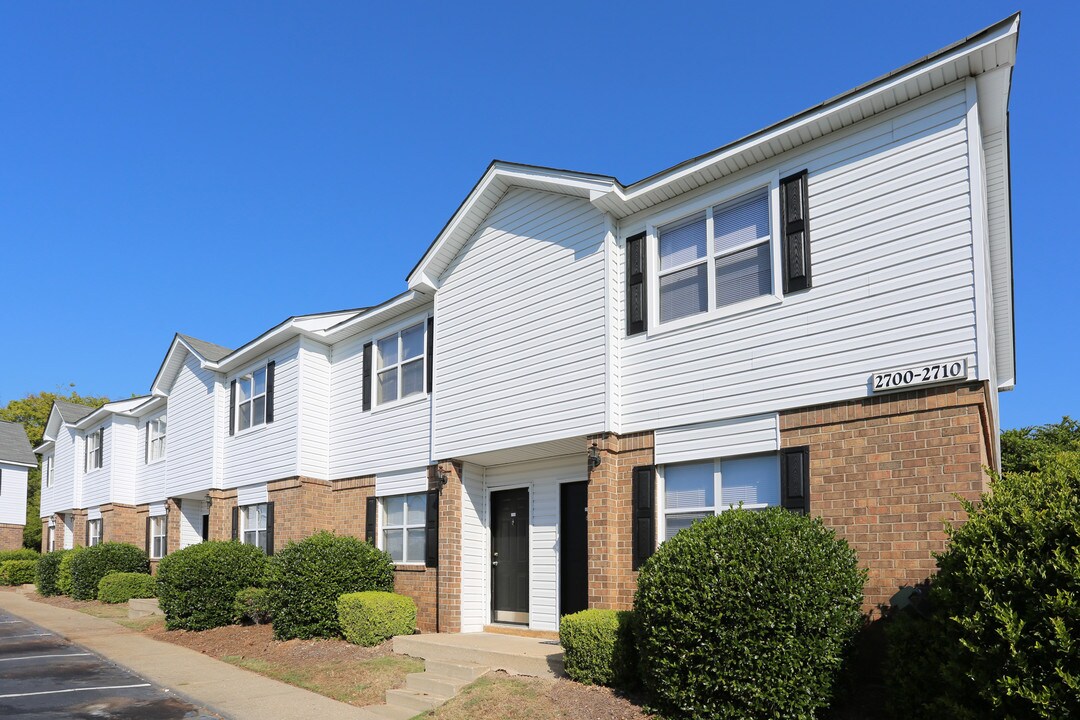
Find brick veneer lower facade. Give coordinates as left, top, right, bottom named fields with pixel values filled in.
left=0, top=523, right=23, bottom=550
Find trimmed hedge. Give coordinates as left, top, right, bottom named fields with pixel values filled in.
left=69, top=543, right=149, bottom=600
left=887, top=453, right=1080, bottom=719
left=0, top=548, right=38, bottom=564
left=560, top=609, right=637, bottom=688
left=635, top=508, right=866, bottom=720
left=234, top=587, right=272, bottom=625
left=0, top=559, right=37, bottom=586
left=268, top=532, right=394, bottom=640
left=338, top=591, right=416, bottom=646
left=58, top=546, right=87, bottom=596
left=156, top=541, right=269, bottom=631
left=97, top=572, right=157, bottom=604
left=35, top=550, right=69, bottom=596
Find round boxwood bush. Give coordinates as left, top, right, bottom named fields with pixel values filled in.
left=97, top=572, right=157, bottom=603
left=887, top=453, right=1080, bottom=719
left=338, top=591, right=416, bottom=646
left=560, top=609, right=637, bottom=688
left=233, top=587, right=272, bottom=625
left=69, top=543, right=149, bottom=600
left=57, top=546, right=86, bottom=596
left=156, top=541, right=269, bottom=630
left=36, top=550, right=69, bottom=596
left=635, top=508, right=866, bottom=720
left=268, top=532, right=394, bottom=640
left=0, top=559, right=38, bottom=586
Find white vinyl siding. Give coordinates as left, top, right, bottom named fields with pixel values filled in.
left=375, top=467, right=428, bottom=496
left=460, top=462, right=487, bottom=632
left=224, top=340, right=299, bottom=488
left=434, top=188, right=609, bottom=459
left=179, top=498, right=206, bottom=549
left=0, top=463, right=28, bottom=526
left=654, top=413, right=779, bottom=465
left=81, top=425, right=108, bottom=508
left=620, top=86, right=980, bottom=431
left=108, top=418, right=139, bottom=505
left=329, top=313, right=432, bottom=480
left=298, top=338, right=332, bottom=479
left=41, top=426, right=77, bottom=517
left=166, top=352, right=220, bottom=497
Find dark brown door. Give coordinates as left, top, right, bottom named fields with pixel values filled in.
left=491, top=488, right=529, bottom=624
left=560, top=481, right=589, bottom=616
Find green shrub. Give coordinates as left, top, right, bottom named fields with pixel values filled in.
left=560, top=609, right=637, bottom=688
left=887, top=453, right=1080, bottom=719
left=97, top=572, right=157, bottom=603
left=268, top=532, right=394, bottom=640
left=35, top=550, right=69, bottom=596
left=0, top=559, right=37, bottom=586
left=234, top=587, right=272, bottom=625
left=156, top=541, right=269, bottom=631
left=0, top=548, right=38, bottom=564
left=57, top=546, right=87, bottom=595
left=635, top=508, right=866, bottom=720
left=69, top=543, right=149, bottom=600
left=337, top=591, right=416, bottom=646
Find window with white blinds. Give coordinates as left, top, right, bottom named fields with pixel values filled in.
left=661, top=453, right=781, bottom=541
left=655, top=187, right=774, bottom=325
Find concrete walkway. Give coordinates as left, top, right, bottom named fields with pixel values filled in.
left=0, top=592, right=375, bottom=720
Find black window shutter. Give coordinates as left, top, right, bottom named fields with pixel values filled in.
left=265, top=501, right=275, bottom=556
left=265, top=361, right=276, bottom=424
left=632, top=465, right=656, bottom=570
left=201, top=514, right=209, bottom=542
left=145, top=516, right=151, bottom=555
left=162, top=508, right=169, bottom=557
left=425, top=317, right=435, bottom=394
left=365, top=496, right=377, bottom=544
left=626, top=232, right=647, bottom=336
left=780, top=446, right=811, bottom=514
left=229, top=380, right=237, bottom=436
left=425, top=489, right=439, bottom=568
left=85, top=519, right=90, bottom=546
left=780, top=169, right=812, bottom=294
left=100, top=517, right=105, bottom=543
left=362, top=342, right=373, bottom=412
left=231, top=506, right=239, bottom=541
left=98, top=428, right=104, bottom=468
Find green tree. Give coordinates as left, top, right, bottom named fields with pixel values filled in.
left=0, top=387, right=109, bottom=549
left=1000, top=416, right=1080, bottom=475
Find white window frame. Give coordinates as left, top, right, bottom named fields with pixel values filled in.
left=235, top=366, right=268, bottom=434
left=148, top=415, right=167, bottom=463
left=658, top=454, right=781, bottom=542
left=644, top=170, right=784, bottom=336
left=48, top=523, right=55, bottom=552
left=88, top=518, right=102, bottom=547
left=44, top=455, right=53, bottom=488
left=241, top=503, right=268, bottom=552
left=85, top=429, right=103, bottom=471
left=380, top=493, right=426, bottom=565
left=150, top=515, right=166, bottom=559
left=373, top=319, right=427, bottom=409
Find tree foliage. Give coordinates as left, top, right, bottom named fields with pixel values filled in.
left=1000, top=416, right=1080, bottom=475
left=0, top=388, right=109, bottom=549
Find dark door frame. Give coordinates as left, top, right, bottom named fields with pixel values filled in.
left=559, top=480, right=589, bottom=618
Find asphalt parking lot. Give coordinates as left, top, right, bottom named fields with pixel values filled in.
left=0, top=607, right=219, bottom=720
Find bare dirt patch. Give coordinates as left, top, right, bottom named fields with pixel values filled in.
left=423, top=672, right=654, bottom=720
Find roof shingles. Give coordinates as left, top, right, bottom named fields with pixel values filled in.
left=0, top=421, right=37, bottom=466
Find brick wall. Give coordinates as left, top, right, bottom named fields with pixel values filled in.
left=207, top=489, right=238, bottom=541
left=268, top=477, right=335, bottom=549
left=433, top=461, right=462, bottom=633
left=586, top=431, right=654, bottom=610
left=100, top=504, right=142, bottom=546
left=0, top=523, right=23, bottom=551
left=166, top=498, right=183, bottom=555
left=70, top=510, right=87, bottom=549
left=780, top=382, right=993, bottom=615
left=40, top=519, right=49, bottom=552
left=331, top=475, right=374, bottom=538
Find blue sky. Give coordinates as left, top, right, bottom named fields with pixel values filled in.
left=0, top=2, right=1071, bottom=429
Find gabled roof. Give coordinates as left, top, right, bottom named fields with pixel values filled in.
left=53, top=399, right=97, bottom=424
left=407, top=13, right=1020, bottom=289
left=177, top=334, right=232, bottom=362
left=0, top=420, right=37, bottom=467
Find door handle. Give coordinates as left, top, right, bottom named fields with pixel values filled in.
left=492, top=560, right=499, bottom=566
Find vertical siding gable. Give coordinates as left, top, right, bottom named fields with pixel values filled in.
left=434, top=188, right=609, bottom=459
left=298, top=338, right=332, bottom=479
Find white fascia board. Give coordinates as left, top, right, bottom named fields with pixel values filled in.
left=1, top=459, right=37, bottom=469
left=33, top=440, right=54, bottom=454
left=319, top=290, right=432, bottom=344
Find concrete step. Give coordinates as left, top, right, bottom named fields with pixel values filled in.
left=360, top=705, right=417, bottom=720
left=423, top=658, right=489, bottom=682
left=395, top=633, right=563, bottom=679
left=127, top=598, right=163, bottom=618
left=384, top=688, right=448, bottom=714
left=406, top=671, right=472, bottom=697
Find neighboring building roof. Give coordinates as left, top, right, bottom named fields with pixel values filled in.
left=53, top=399, right=97, bottom=424
left=177, top=334, right=233, bottom=362
left=0, top=420, right=37, bottom=467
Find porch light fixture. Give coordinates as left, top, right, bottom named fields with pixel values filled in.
left=588, top=442, right=602, bottom=470
left=436, top=469, right=449, bottom=487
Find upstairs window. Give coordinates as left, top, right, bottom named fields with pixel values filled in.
left=656, top=187, right=774, bottom=325
left=376, top=323, right=426, bottom=405
left=661, top=454, right=780, bottom=541
left=148, top=416, right=167, bottom=462
left=381, top=493, right=426, bottom=564
left=88, top=519, right=102, bottom=547
left=85, top=428, right=103, bottom=472
left=236, top=367, right=267, bottom=432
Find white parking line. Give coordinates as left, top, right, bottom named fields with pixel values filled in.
left=0, top=633, right=53, bottom=640
left=0, top=652, right=93, bottom=663
left=0, top=620, right=25, bottom=624
left=0, top=683, right=152, bottom=699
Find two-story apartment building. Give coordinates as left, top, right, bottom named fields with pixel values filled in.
left=0, top=421, right=35, bottom=549
left=37, top=15, right=1018, bottom=633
